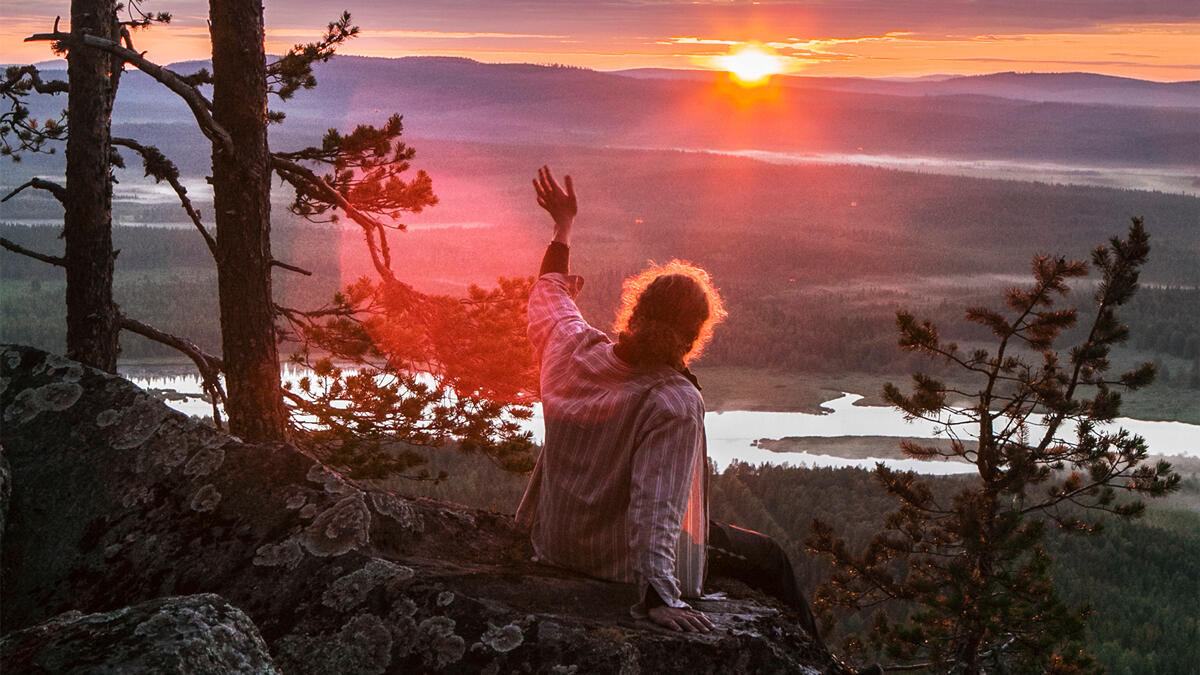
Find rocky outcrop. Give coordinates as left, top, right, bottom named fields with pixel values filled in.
left=0, top=594, right=280, bottom=673
left=0, top=345, right=843, bottom=674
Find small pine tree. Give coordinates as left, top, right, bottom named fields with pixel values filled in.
left=808, top=218, right=1180, bottom=673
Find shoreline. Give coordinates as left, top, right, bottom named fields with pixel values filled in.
left=114, top=358, right=1200, bottom=426
left=694, top=366, right=1200, bottom=426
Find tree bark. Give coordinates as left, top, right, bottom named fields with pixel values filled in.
left=64, top=0, right=120, bottom=372
left=209, top=0, right=286, bottom=441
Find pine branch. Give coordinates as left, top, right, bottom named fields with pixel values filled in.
left=270, top=154, right=406, bottom=288
left=25, top=24, right=233, bottom=153
left=274, top=303, right=356, bottom=320
left=0, top=65, right=68, bottom=159
left=266, top=11, right=358, bottom=101
left=1, top=177, right=66, bottom=204
left=112, top=136, right=217, bottom=258
left=1, top=64, right=68, bottom=96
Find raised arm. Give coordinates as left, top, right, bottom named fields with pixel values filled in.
left=527, top=166, right=590, bottom=358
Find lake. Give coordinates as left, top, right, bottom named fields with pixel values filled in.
left=125, top=369, right=1199, bottom=476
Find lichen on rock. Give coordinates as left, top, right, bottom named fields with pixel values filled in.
left=275, top=614, right=393, bottom=675
left=96, top=408, right=120, bottom=427
left=480, top=621, right=524, bottom=653
left=0, top=594, right=279, bottom=674
left=307, top=462, right=359, bottom=496
left=4, top=382, right=84, bottom=424
left=183, top=445, right=226, bottom=478
left=32, top=353, right=84, bottom=383
left=108, top=395, right=177, bottom=451
left=283, top=485, right=309, bottom=510
left=416, top=616, right=466, bottom=669
left=370, top=492, right=425, bottom=532
left=321, top=558, right=413, bottom=612
left=189, top=484, right=222, bottom=513
left=252, top=539, right=304, bottom=569
left=301, top=493, right=372, bottom=557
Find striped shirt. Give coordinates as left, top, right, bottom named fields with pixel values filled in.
left=516, top=272, right=708, bottom=609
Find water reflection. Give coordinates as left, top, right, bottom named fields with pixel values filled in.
left=126, top=370, right=1199, bottom=476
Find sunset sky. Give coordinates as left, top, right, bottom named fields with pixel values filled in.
left=3, top=1, right=1199, bottom=81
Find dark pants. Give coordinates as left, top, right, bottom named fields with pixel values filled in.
left=708, top=520, right=823, bottom=646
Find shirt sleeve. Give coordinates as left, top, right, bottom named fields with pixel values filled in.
left=539, top=240, right=570, bottom=276
left=526, top=272, right=591, bottom=360
left=627, top=384, right=705, bottom=609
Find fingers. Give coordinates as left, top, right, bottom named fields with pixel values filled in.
left=542, top=165, right=560, bottom=194
left=564, top=174, right=575, bottom=200
left=681, top=609, right=712, bottom=632
left=651, top=607, right=713, bottom=633
left=541, top=165, right=567, bottom=197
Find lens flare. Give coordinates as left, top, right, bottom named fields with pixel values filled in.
left=716, top=43, right=785, bottom=85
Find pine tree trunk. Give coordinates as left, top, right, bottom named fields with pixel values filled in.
left=209, top=0, right=286, bottom=441
left=64, top=0, right=120, bottom=372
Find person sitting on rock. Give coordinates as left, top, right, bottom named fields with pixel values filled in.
left=516, top=165, right=822, bottom=642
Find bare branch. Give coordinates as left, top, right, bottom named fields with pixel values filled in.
left=1, top=177, right=67, bottom=204
left=270, top=259, right=313, bottom=276
left=0, top=236, right=65, bottom=266
left=25, top=29, right=233, bottom=153
left=118, top=314, right=227, bottom=427
left=112, top=136, right=217, bottom=258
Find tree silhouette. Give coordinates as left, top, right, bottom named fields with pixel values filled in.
left=808, top=218, right=1180, bottom=673
left=2, top=6, right=537, bottom=473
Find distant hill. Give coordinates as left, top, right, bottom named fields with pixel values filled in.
left=13, top=56, right=1200, bottom=174
left=618, top=68, right=1200, bottom=109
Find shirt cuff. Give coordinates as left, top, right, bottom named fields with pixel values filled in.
left=631, top=578, right=690, bottom=617
left=536, top=271, right=586, bottom=300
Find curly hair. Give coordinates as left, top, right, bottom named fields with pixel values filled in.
left=613, top=260, right=727, bottom=368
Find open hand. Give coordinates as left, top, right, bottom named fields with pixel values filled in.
left=533, top=165, right=577, bottom=244
left=647, top=605, right=715, bottom=633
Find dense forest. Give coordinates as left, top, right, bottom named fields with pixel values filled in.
left=5, top=160, right=1199, bottom=417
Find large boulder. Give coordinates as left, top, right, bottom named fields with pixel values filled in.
left=0, top=345, right=843, bottom=673
left=0, top=593, right=279, bottom=674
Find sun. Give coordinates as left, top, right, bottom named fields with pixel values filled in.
left=715, top=43, right=785, bottom=85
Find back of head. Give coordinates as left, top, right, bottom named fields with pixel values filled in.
left=614, top=261, right=726, bottom=369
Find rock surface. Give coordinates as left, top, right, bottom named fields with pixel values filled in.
left=0, top=447, right=9, bottom=557
left=0, top=593, right=280, bottom=674
left=0, top=345, right=844, bottom=674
